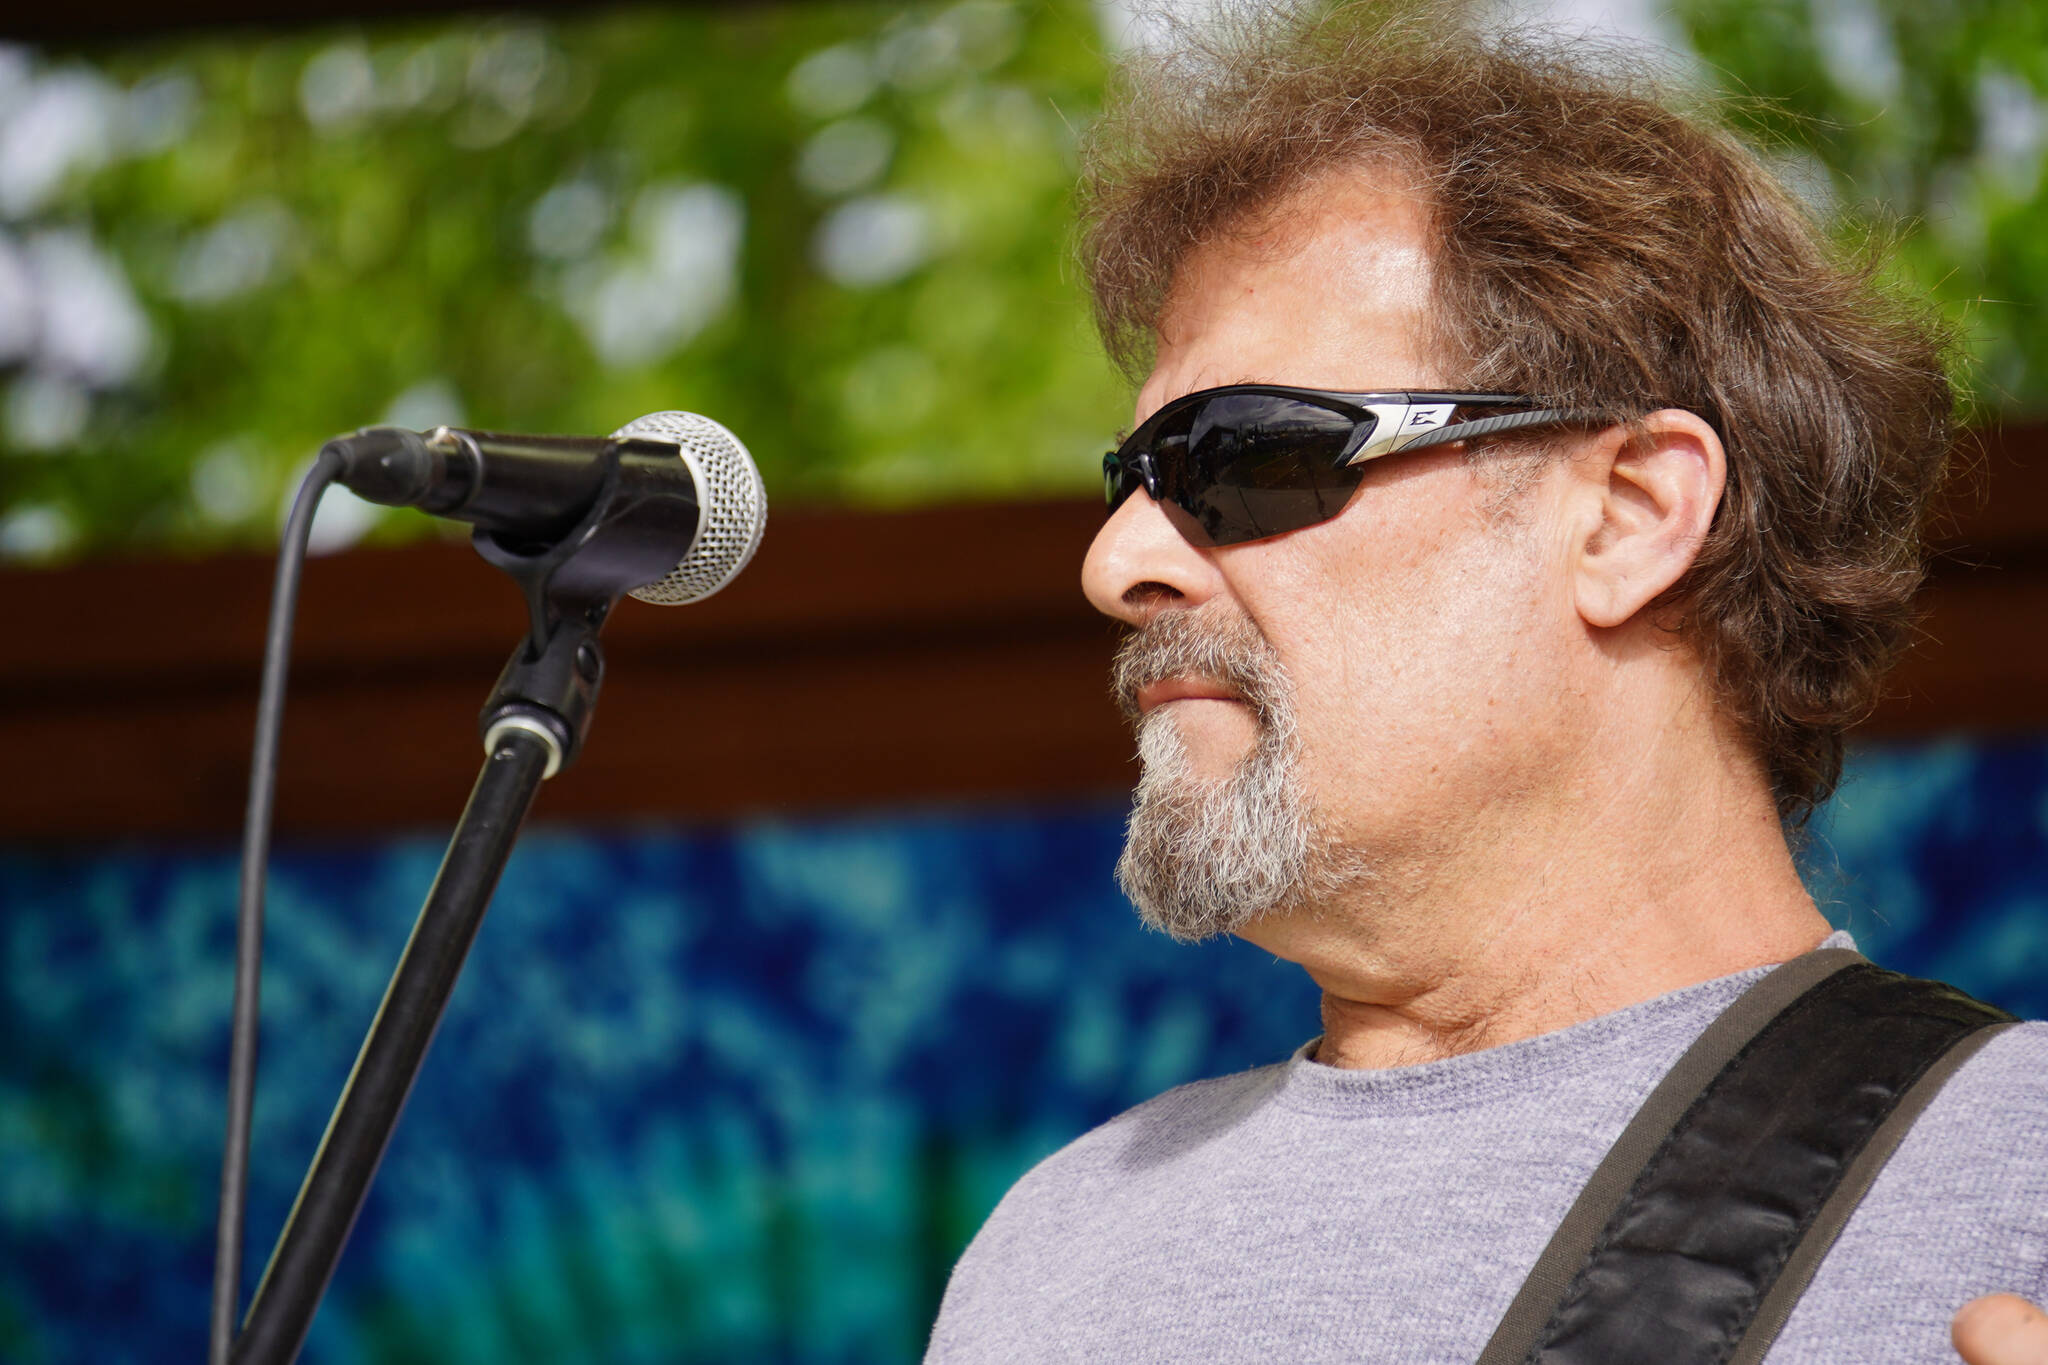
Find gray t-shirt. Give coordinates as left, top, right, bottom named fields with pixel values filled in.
left=927, top=945, right=2048, bottom=1363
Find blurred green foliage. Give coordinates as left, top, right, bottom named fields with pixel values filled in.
left=0, top=0, right=2044, bottom=561
left=0, top=0, right=1123, bottom=559
left=1674, top=0, right=2048, bottom=417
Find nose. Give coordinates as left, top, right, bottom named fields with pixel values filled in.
left=1081, top=488, right=1227, bottom=627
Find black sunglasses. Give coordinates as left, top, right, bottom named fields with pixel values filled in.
left=1102, top=384, right=1595, bottom=548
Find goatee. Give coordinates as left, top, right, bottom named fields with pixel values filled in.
left=1109, top=605, right=1355, bottom=941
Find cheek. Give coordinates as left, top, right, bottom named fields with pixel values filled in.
left=1250, top=507, right=1571, bottom=801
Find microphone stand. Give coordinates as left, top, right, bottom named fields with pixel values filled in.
left=229, top=447, right=699, bottom=1364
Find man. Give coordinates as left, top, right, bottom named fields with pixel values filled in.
left=925, top=3, right=2048, bottom=1362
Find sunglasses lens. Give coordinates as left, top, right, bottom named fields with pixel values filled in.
left=1145, top=393, right=1371, bottom=546
left=1103, top=450, right=1147, bottom=512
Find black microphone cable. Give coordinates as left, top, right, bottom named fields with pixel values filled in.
left=208, top=447, right=344, bottom=1365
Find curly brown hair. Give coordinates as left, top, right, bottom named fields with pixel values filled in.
left=1078, top=0, right=1957, bottom=821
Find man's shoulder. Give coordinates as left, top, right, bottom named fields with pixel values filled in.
left=928, top=1057, right=1296, bottom=1349
left=1040, top=1055, right=1294, bottom=1162
left=1771, top=1018, right=2048, bottom=1361
left=974, top=1056, right=1295, bottom=1231
left=1905, top=1016, right=2048, bottom=1158
left=1824, top=1016, right=2048, bottom=1272
left=1803, top=1013, right=2048, bottom=1253
left=1955, top=1015, right=2048, bottom=1071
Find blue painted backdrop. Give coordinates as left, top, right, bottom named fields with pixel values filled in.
left=4, top=735, right=2045, bottom=1363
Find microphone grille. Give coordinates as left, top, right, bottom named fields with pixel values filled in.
left=613, top=411, right=768, bottom=605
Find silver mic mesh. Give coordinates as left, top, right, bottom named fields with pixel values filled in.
left=612, top=411, right=767, bottom=605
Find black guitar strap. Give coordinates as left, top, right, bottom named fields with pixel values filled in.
left=1473, top=948, right=2017, bottom=1365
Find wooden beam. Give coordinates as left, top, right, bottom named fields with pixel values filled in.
left=1936, top=421, right=2048, bottom=561
left=1865, top=564, right=2048, bottom=737
left=5, top=423, right=2047, bottom=843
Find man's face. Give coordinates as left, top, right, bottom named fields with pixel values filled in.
left=1084, top=171, right=1587, bottom=946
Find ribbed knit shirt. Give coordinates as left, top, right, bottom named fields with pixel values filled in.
left=926, top=941, right=2048, bottom=1363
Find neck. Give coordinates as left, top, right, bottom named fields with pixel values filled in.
left=1241, top=693, right=1832, bottom=1071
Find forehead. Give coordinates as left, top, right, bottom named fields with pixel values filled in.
left=1138, top=171, right=1443, bottom=424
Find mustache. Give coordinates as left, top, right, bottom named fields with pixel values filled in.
left=1109, top=605, right=1292, bottom=726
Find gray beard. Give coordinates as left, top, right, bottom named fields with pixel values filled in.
left=1110, top=608, right=1354, bottom=941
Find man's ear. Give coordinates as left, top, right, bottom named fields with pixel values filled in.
left=1569, top=409, right=1725, bottom=630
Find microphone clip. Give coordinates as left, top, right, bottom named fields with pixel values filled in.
left=470, top=441, right=698, bottom=778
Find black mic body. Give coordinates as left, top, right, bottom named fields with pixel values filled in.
left=318, top=411, right=766, bottom=607
left=322, top=425, right=695, bottom=544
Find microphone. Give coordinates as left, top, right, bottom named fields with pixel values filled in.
left=320, top=410, right=766, bottom=604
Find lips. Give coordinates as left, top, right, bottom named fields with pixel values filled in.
left=1135, top=676, right=1245, bottom=715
